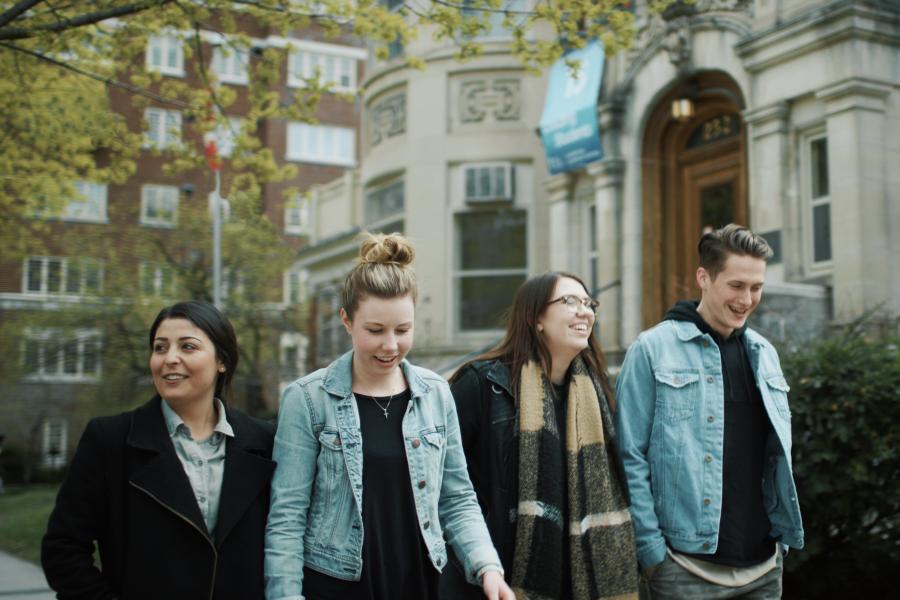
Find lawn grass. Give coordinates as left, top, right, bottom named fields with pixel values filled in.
left=0, top=484, right=58, bottom=563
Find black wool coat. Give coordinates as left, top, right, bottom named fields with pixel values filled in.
left=41, top=396, right=276, bottom=600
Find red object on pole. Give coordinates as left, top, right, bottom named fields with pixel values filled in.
left=205, top=139, right=221, bottom=172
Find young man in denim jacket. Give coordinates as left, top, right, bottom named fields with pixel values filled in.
left=615, top=224, right=804, bottom=599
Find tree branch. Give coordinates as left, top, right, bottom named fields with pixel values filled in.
left=0, top=0, right=172, bottom=41
left=0, top=0, right=45, bottom=30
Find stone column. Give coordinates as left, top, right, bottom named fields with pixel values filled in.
left=816, top=78, right=894, bottom=319
left=743, top=101, right=792, bottom=280
left=586, top=158, right=626, bottom=354
left=543, top=173, right=574, bottom=272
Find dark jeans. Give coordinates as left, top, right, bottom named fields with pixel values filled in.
left=641, top=552, right=783, bottom=600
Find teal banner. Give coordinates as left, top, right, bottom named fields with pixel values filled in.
left=539, top=41, right=604, bottom=174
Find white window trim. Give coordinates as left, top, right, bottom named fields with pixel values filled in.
left=146, top=33, right=185, bottom=77
left=64, top=181, right=108, bottom=223
left=286, top=122, right=356, bottom=167
left=284, top=196, right=312, bottom=236
left=23, top=256, right=104, bottom=297
left=462, top=162, right=515, bottom=203
left=287, top=48, right=357, bottom=93
left=801, top=129, right=832, bottom=274
left=364, top=178, right=405, bottom=225
left=42, top=418, right=68, bottom=469
left=211, top=45, right=250, bottom=85
left=279, top=332, right=308, bottom=395
left=140, top=185, right=179, bottom=228
left=143, top=108, right=182, bottom=150
left=23, top=328, right=103, bottom=383
left=139, top=261, right=176, bottom=298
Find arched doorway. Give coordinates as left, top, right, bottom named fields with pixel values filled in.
left=641, top=72, right=747, bottom=327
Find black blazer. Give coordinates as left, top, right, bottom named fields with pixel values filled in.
left=41, top=396, right=275, bottom=600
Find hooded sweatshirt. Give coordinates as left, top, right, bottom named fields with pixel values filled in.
left=663, top=301, right=775, bottom=567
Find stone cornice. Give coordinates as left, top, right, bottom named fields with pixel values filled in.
left=815, top=77, right=893, bottom=115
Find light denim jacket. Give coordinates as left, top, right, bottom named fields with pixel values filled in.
left=264, top=351, right=501, bottom=600
left=614, top=320, right=804, bottom=569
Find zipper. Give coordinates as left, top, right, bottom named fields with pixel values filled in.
left=130, top=481, right=218, bottom=600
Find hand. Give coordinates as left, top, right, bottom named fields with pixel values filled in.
left=481, top=570, right=515, bottom=600
left=643, top=561, right=662, bottom=580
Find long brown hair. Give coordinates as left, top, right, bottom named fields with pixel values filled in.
left=451, top=271, right=615, bottom=409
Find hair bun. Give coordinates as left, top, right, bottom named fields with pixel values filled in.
left=359, top=232, right=415, bottom=266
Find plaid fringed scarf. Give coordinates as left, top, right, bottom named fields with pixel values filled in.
left=510, top=357, right=639, bottom=600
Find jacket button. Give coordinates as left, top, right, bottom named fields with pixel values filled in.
left=703, top=498, right=711, bottom=506
left=702, top=340, right=710, bottom=348
left=707, top=416, right=714, bottom=423
left=423, top=521, right=430, bottom=529
left=418, top=480, right=427, bottom=489
left=703, top=542, right=711, bottom=549
left=335, top=438, right=341, bottom=446
left=412, top=438, right=421, bottom=448
left=436, top=557, right=443, bottom=566
left=706, top=376, right=714, bottom=383
left=705, top=455, right=712, bottom=463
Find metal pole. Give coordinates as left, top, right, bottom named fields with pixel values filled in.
left=212, top=169, right=222, bottom=309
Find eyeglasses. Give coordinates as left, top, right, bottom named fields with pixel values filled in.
left=547, top=295, right=599, bottom=313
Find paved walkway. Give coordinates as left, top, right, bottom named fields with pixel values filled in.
left=0, top=551, right=54, bottom=599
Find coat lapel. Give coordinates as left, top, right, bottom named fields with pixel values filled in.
left=126, top=397, right=210, bottom=538
left=215, top=410, right=275, bottom=545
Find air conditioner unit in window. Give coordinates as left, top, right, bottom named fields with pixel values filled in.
left=463, top=163, right=515, bottom=204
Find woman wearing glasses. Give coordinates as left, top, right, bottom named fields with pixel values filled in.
left=439, top=272, right=639, bottom=600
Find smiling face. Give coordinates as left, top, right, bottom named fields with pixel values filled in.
left=341, top=294, right=415, bottom=387
left=537, top=276, right=596, bottom=367
left=696, top=253, right=767, bottom=337
left=150, top=318, right=223, bottom=408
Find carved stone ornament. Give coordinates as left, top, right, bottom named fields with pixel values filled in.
left=368, top=92, right=406, bottom=148
left=459, top=78, right=521, bottom=123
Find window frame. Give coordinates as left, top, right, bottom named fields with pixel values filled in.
left=801, top=129, right=833, bottom=273
left=23, top=256, right=104, bottom=297
left=139, top=261, right=176, bottom=298
left=462, top=162, right=515, bottom=203
left=140, top=184, right=179, bottom=228
left=146, top=33, right=185, bottom=77
left=211, top=45, right=250, bottom=85
left=284, top=196, right=312, bottom=236
left=64, top=181, right=108, bottom=223
left=286, top=122, right=356, bottom=167
left=22, top=328, right=102, bottom=382
left=42, top=418, right=69, bottom=469
left=144, top=107, right=182, bottom=150
left=286, top=40, right=362, bottom=93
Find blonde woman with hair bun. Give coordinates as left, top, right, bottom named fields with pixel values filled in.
left=265, top=233, right=513, bottom=600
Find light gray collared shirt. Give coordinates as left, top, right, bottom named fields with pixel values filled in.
left=161, top=398, right=233, bottom=535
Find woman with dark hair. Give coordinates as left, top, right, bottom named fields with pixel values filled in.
left=439, top=272, right=639, bottom=600
left=42, top=301, right=275, bottom=600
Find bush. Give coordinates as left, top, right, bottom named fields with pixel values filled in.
left=781, top=322, right=900, bottom=598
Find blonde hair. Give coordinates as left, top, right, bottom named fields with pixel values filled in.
left=341, top=232, right=417, bottom=319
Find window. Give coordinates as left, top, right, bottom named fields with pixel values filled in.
left=315, top=286, right=351, bottom=366
left=24, top=256, right=103, bottom=296
left=65, top=181, right=107, bottom=222
left=42, top=419, right=68, bottom=469
left=221, top=267, right=244, bottom=302
left=285, top=196, right=311, bottom=235
left=146, top=33, right=184, bottom=76
left=464, top=163, right=514, bottom=202
left=211, top=45, right=249, bottom=85
left=365, top=180, right=404, bottom=225
left=140, top=262, right=176, bottom=297
left=144, top=108, right=181, bottom=149
left=285, top=267, right=306, bottom=305
left=286, top=123, right=355, bottom=166
left=455, top=208, right=527, bottom=330
left=807, top=135, right=832, bottom=265
left=140, top=185, right=178, bottom=227
left=462, top=0, right=526, bottom=40
left=23, top=329, right=102, bottom=382
left=280, top=333, right=307, bottom=389
left=288, top=50, right=356, bottom=92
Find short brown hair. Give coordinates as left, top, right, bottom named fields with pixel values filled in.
left=698, top=224, right=773, bottom=279
left=341, top=232, right=417, bottom=319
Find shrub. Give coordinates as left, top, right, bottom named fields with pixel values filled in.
left=781, top=322, right=900, bottom=598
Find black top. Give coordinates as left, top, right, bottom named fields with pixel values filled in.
left=665, top=301, right=775, bottom=567
left=551, top=379, right=573, bottom=600
left=303, top=388, right=439, bottom=600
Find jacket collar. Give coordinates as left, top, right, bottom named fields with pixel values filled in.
left=321, top=350, right=432, bottom=400
left=485, top=360, right=513, bottom=397
left=670, top=319, right=766, bottom=349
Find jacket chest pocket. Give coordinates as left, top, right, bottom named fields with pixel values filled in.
left=654, top=369, right=700, bottom=423
left=764, top=373, right=792, bottom=421
left=411, top=426, right=446, bottom=485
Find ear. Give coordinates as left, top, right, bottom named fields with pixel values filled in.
left=537, top=323, right=544, bottom=332
left=340, top=308, right=353, bottom=334
left=696, top=266, right=710, bottom=291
